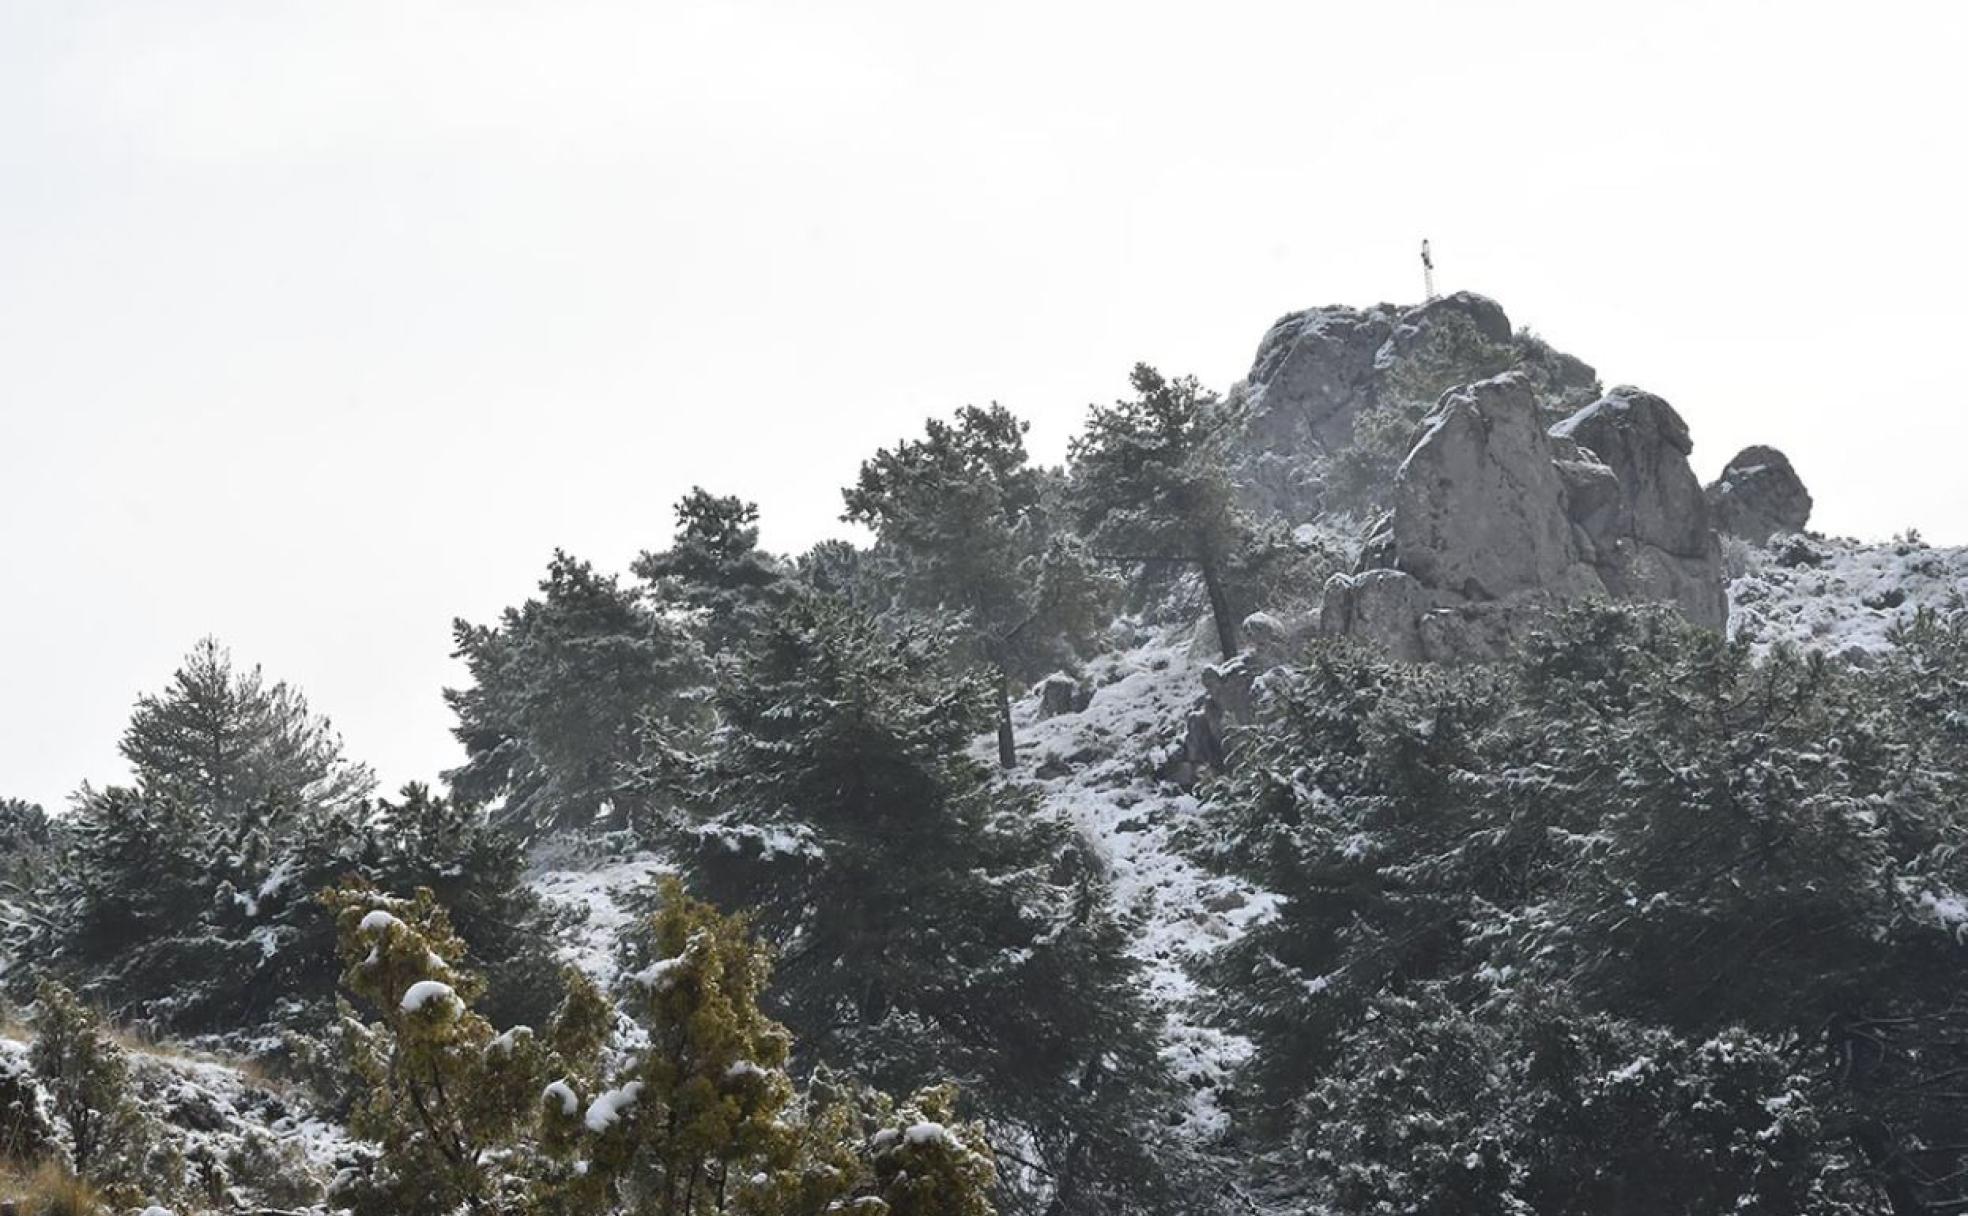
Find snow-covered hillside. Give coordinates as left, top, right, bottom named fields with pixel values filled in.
left=11, top=538, right=1947, bottom=1215
left=513, top=624, right=1284, bottom=1144
left=528, top=841, right=674, bottom=989
left=986, top=629, right=1280, bottom=1140
left=1730, top=534, right=1968, bottom=656
left=511, top=530, right=1968, bottom=1143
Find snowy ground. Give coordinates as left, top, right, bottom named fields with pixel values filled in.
left=527, top=839, right=675, bottom=988
left=1729, top=533, right=1968, bottom=657
left=987, top=626, right=1280, bottom=1140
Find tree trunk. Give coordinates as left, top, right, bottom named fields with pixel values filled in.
left=1198, top=549, right=1240, bottom=659
left=995, top=671, right=1017, bottom=769
left=1847, top=1120, right=1931, bottom=1216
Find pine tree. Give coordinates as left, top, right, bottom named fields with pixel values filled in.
left=29, top=980, right=134, bottom=1175
left=19, top=636, right=388, bottom=1029
left=20, top=769, right=563, bottom=1044
left=569, top=876, right=799, bottom=1214
left=1, top=798, right=54, bottom=980
left=325, top=883, right=595, bottom=1215
left=120, top=636, right=374, bottom=823
left=1068, top=365, right=1251, bottom=658
left=676, top=593, right=1192, bottom=1214
left=1197, top=641, right=1506, bottom=1118
left=447, top=551, right=707, bottom=836
left=1294, top=987, right=1849, bottom=1215
left=843, top=405, right=1109, bottom=767
left=793, top=538, right=905, bottom=619
left=49, top=786, right=213, bottom=989
left=0, top=798, right=51, bottom=871
left=632, top=489, right=790, bottom=658
left=1197, top=602, right=1968, bottom=1213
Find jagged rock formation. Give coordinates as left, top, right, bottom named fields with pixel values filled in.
left=1551, top=386, right=1728, bottom=629
left=1706, top=445, right=1813, bottom=544
left=1242, top=293, right=1507, bottom=449
left=1320, top=373, right=1727, bottom=661
left=1228, top=292, right=1600, bottom=519
left=1389, top=375, right=1591, bottom=600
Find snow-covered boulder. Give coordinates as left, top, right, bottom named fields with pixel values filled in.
left=1036, top=672, right=1092, bottom=719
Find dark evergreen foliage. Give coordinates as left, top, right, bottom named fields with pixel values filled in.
left=11, top=643, right=562, bottom=1047
left=1068, top=365, right=1254, bottom=658
left=666, top=592, right=1201, bottom=1215
left=844, top=405, right=1110, bottom=767
left=447, top=551, right=707, bottom=837
left=630, top=487, right=791, bottom=658
left=1199, top=603, right=1968, bottom=1214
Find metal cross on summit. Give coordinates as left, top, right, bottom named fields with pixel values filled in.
left=1421, top=239, right=1438, bottom=301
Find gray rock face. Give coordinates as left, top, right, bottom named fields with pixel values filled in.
left=1320, top=374, right=1728, bottom=659
left=1551, top=387, right=1726, bottom=630
left=1160, top=655, right=1261, bottom=787
left=1706, top=445, right=1812, bottom=545
left=1239, top=291, right=1522, bottom=453
left=1242, top=305, right=1395, bottom=451
left=1392, top=291, right=1514, bottom=347
left=1228, top=291, right=1601, bottom=522
left=1390, top=375, right=1589, bottom=600
left=1319, top=568, right=1431, bottom=662
left=1239, top=610, right=1314, bottom=668
left=1553, top=388, right=1709, bottom=557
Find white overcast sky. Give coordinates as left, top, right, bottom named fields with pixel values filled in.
left=3, top=1, right=1965, bottom=812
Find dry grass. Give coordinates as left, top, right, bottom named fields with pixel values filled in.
left=106, top=1023, right=193, bottom=1061
left=104, top=1024, right=283, bottom=1090
left=0, top=1159, right=109, bottom=1216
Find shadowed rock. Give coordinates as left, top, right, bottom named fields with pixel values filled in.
left=1706, top=445, right=1812, bottom=545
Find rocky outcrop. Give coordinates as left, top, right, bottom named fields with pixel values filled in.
left=1319, top=373, right=1728, bottom=661
left=1229, top=292, right=1600, bottom=521
left=1388, top=375, right=1595, bottom=600
left=1159, top=655, right=1259, bottom=786
left=1241, top=303, right=1395, bottom=453
left=1319, top=568, right=1434, bottom=661
left=1551, top=387, right=1727, bottom=630
left=1706, top=445, right=1812, bottom=545
left=1238, top=292, right=1533, bottom=452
